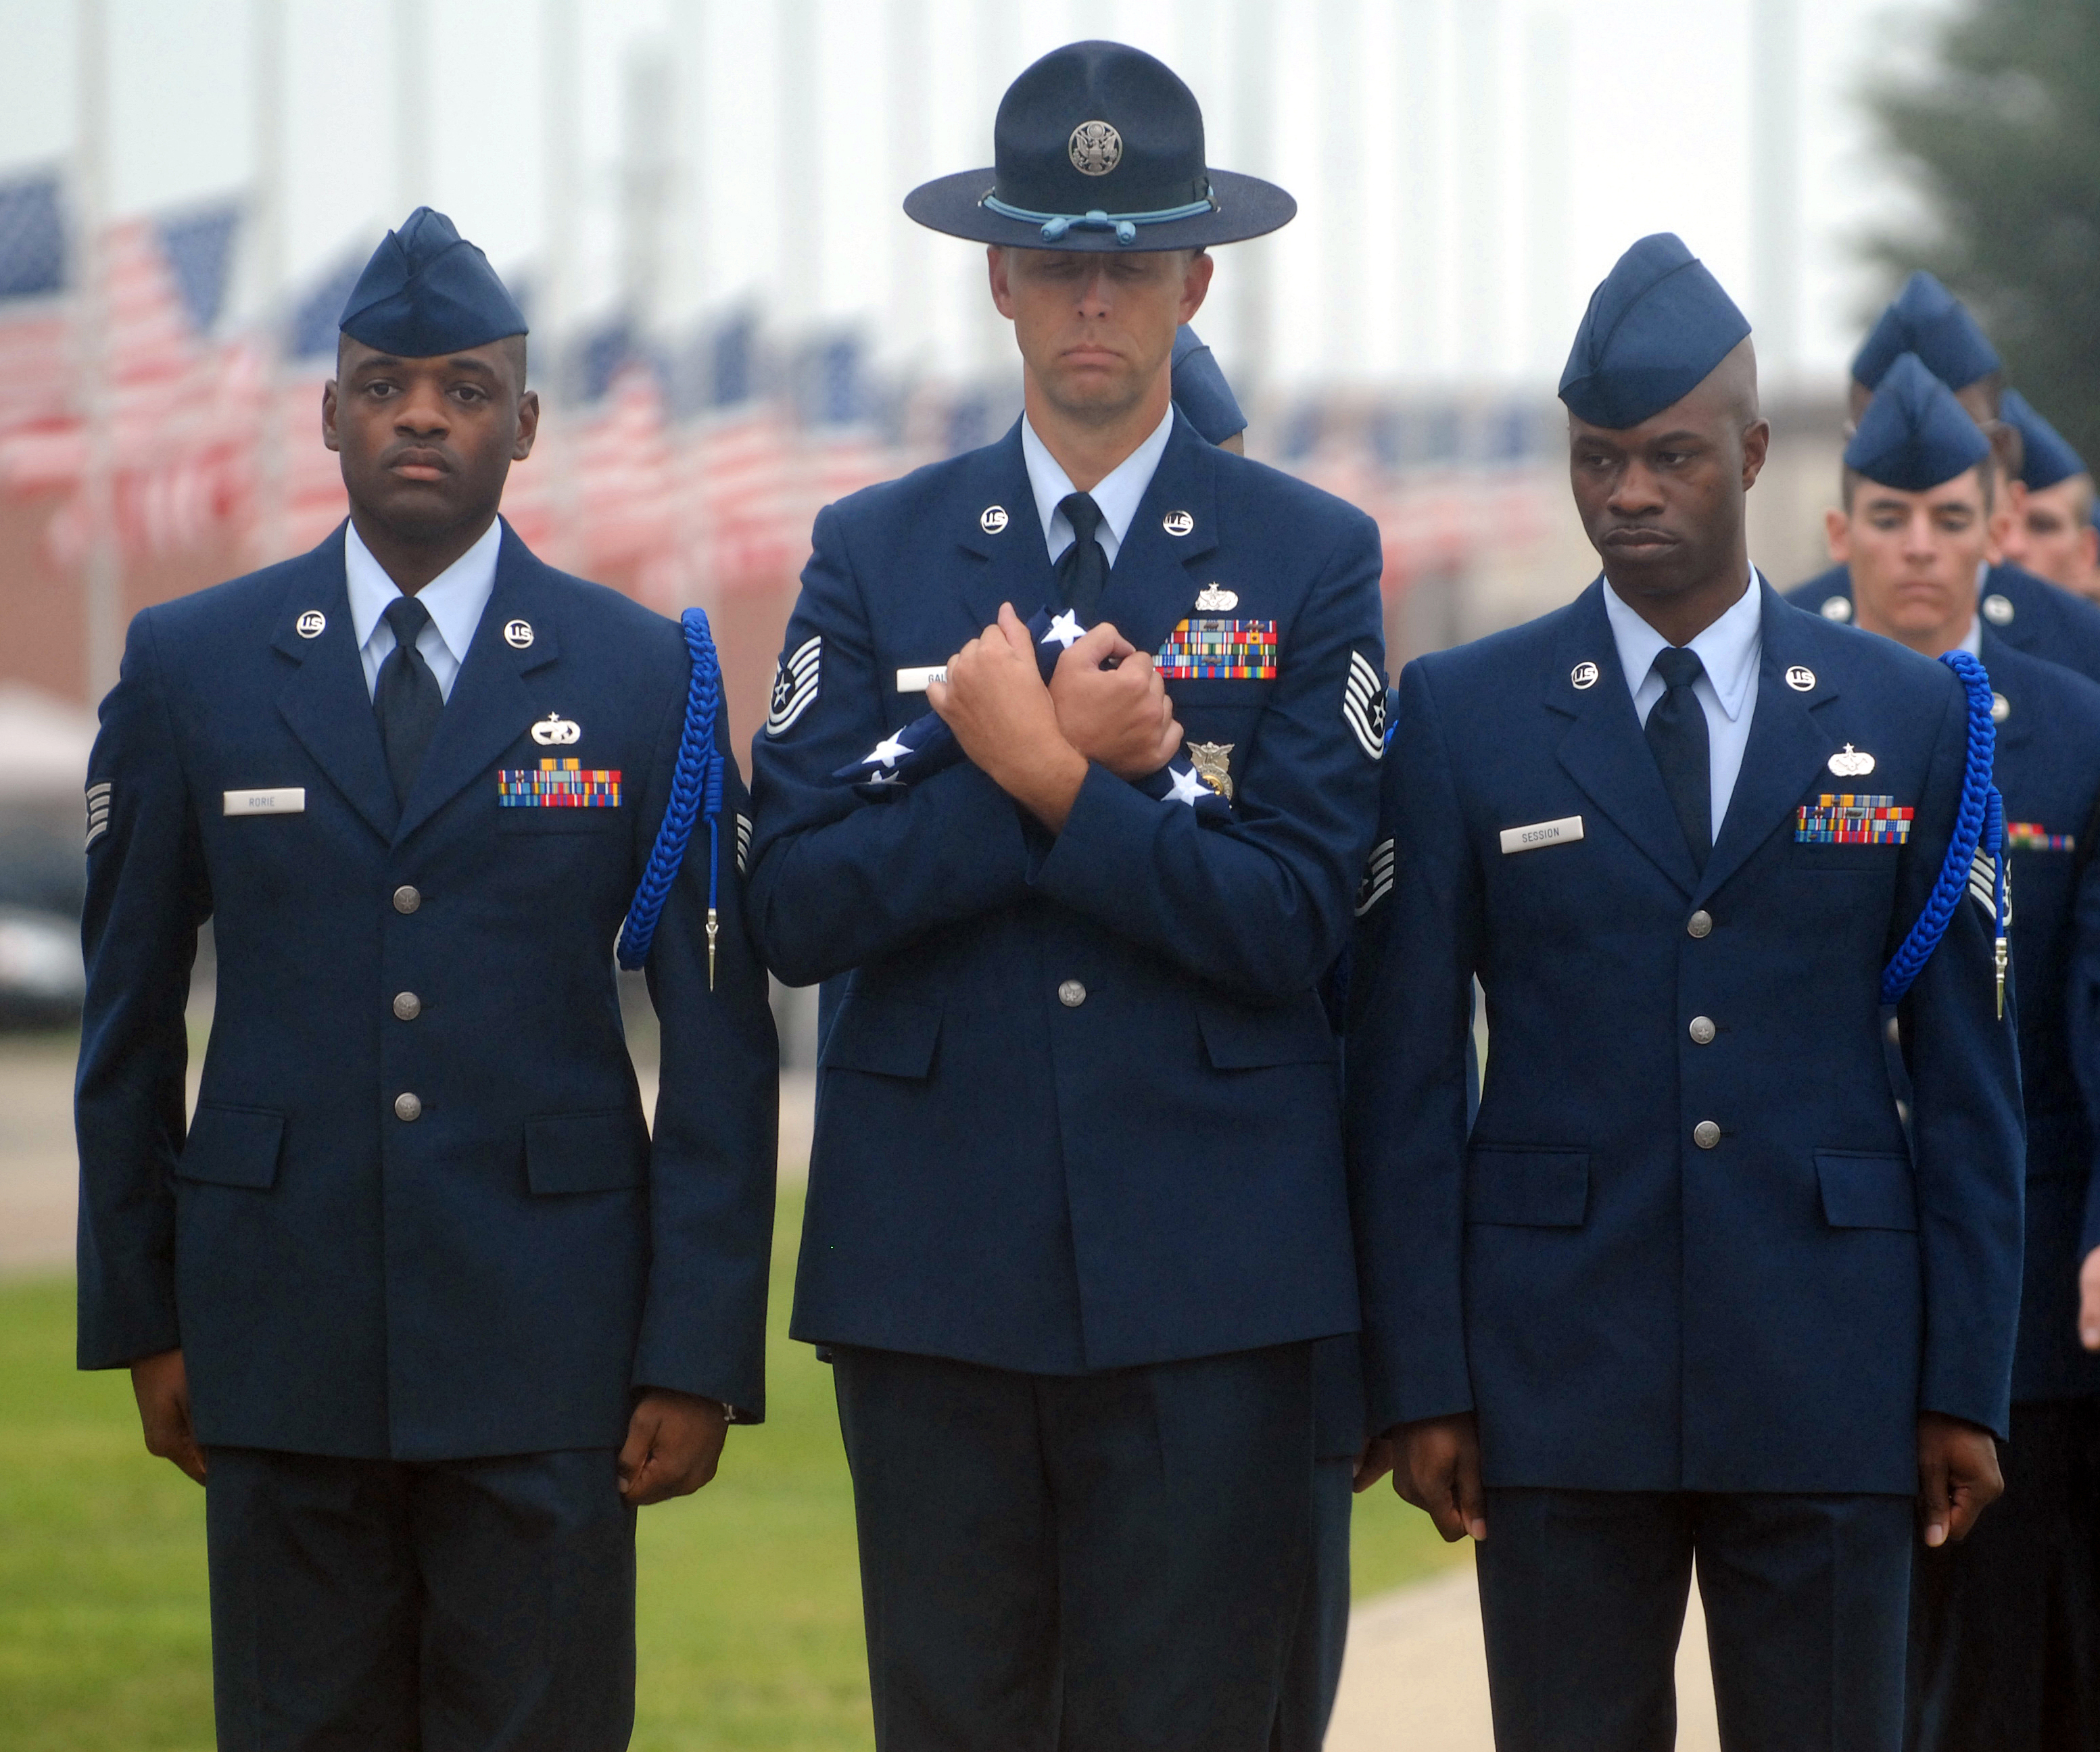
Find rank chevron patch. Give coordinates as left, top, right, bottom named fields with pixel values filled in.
left=735, top=812, right=753, bottom=876
left=1969, top=848, right=2011, bottom=924
left=1356, top=837, right=1396, bottom=916
left=765, top=635, right=822, bottom=737
left=1343, top=651, right=1386, bottom=760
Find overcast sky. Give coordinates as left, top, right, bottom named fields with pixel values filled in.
left=0, top=0, right=1952, bottom=395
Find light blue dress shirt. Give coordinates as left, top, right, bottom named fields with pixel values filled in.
left=343, top=515, right=502, bottom=702
left=1020, top=404, right=1176, bottom=569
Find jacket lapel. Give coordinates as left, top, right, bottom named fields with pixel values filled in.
left=271, top=527, right=399, bottom=842
left=1694, top=580, right=1843, bottom=904
left=1097, top=412, right=1220, bottom=654
left=393, top=520, right=558, bottom=843
left=954, top=424, right=1060, bottom=631
left=1548, top=580, right=1700, bottom=896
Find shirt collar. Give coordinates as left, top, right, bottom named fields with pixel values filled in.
left=1020, top=404, right=1176, bottom=558
left=1601, top=566, right=1764, bottom=723
left=343, top=516, right=504, bottom=663
left=1957, top=613, right=1983, bottom=658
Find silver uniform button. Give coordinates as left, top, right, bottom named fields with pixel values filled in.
left=1688, top=1016, right=1716, bottom=1045
left=1983, top=593, right=2015, bottom=626
left=393, top=884, right=421, bottom=915
left=1686, top=910, right=1713, bottom=939
left=394, top=1092, right=423, bottom=1122
left=393, top=992, right=423, bottom=1021
left=1057, top=980, right=1087, bottom=1008
left=1693, top=1119, right=1721, bottom=1150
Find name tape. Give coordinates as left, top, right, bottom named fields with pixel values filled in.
left=896, top=666, right=948, bottom=694
left=224, top=788, right=306, bottom=817
left=1500, top=814, right=1583, bottom=855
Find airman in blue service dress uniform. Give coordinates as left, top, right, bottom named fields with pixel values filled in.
left=1998, top=387, right=2100, bottom=598
left=75, top=210, right=778, bottom=1751
left=1787, top=271, right=2100, bottom=684
left=746, top=43, right=1384, bottom=1752
left=1819, top=354, right=2100, bottom=1751
left=1347, top=236, right=2026, bottom=1751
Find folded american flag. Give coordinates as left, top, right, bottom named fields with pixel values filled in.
left=834, top=606, right=1231, bottom=819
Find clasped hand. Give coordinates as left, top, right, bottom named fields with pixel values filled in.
left=927, top=602, right=1182, bottom=830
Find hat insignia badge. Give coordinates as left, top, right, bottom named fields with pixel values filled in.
left=1069, top=120, right=1123, bottom=176
left=1187, top=741, right=1235, bottom=801
left=1195, top=584, right=1238, bottom=612
left=295, top=610, right=327, bottom=639
left=1571, top=661, right=1600, bottom=690
left=531, top=712, right=581, bottom=747
left=980, top=505, right=1009, bottom=534
left=1828, top=743, right=1876, bottom=778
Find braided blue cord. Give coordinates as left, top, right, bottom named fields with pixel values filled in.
left=1878, top=649, right=1998, bottom=1004
left=617, top=608, right=724, bottom=971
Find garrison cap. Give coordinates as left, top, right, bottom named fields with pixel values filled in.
left=339, top=207, right=527, bottom=357
left=2002, top=389, right=2088, bottom=489
left=904, top=41, right=1294, bottom=251
left=1170, top=325, right=1247, bottom=445
left=1558, top=234, right=1750, bottom=430
left=1844, top=353, right=1990, bottom=492
left=1851, top=272, right=1998, bottom=393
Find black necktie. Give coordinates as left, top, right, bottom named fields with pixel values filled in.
left=1645, top=646, right=1712, bottom=869
left=375, top=595, right=444, bottom=806
left=1055, top=492, right=1109, bottom=623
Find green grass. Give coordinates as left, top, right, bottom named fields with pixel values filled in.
left=0, top=1192, right=1458, bottom=1748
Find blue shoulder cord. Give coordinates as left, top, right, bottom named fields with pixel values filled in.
left=617, top=608, right=725, bottom=986
left=1878, top=648, right=2006, bottom=1015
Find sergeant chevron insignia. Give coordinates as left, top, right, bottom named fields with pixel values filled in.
left=84, top=781, right=111, bottom=849
left=1343, top=652, right=1386, bottom=759
left=1969, top=848, right=2009, bottom=921
left=734, top=812, right=753, bottom=876
left=1356, top=837, right=1396, bottom=916
left=766, top=635, right=822, bottom=736
left=1186, top=741, right=1235, bottom=800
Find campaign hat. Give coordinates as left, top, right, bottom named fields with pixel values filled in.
left=904, top=41, right=1294, bottom=251
left=339, top=207, right=527, bottom=357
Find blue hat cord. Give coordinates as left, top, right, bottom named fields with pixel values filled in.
left=618, top=608, right=725, bottom=985
left=981, top=192, right=1218, bottom=245
left=1879, top=649, right=2005, bottom=1015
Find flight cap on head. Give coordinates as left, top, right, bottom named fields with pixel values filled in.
left=338, top=207, right=527, bottom=358
left=1558, top=234, right=1751, bottom=431
left=2001, top=389, right=2087, bottom=489
left=1170, top=325, right=1246, bottom=445
left=1851, top=272, right=1999, bottom=393
left=1843, top=353, right=1991, bottom=493
left=904, top=41, right=1295, bottom=251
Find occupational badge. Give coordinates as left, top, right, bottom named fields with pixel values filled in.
left=1195, top=585, right=1239, bottom=612
left=1068, top=120, right=1123, bottom=176
left=1186, top=741, right=1235, bottom=802
left=1827, top=744, right=1876, bottom=778
left=531, top=712, right=581, bottom=746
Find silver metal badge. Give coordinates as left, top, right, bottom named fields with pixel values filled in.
left=1828, top=744, right=1876, bottom=778
left=1819, top=596, right=1853, bottom=623
left=1992, top=691, right=2010, bottom=724
left=295, top=610, right=327, bottom=639
left=1786, top=665, right=1817, bottom=691
left=1186, top=741, right=1235, bottom=802
left=1195, top=585, right=1238, bottom=612
left=1069, top=120, right=1123, bottom=176
left=1162, top=510, right=1195, bottom=537
left=1571, top=661, right=1600, bottom=690
left=504, top=619, right=535, bottom=649
left=1343, top=651, right=1387, bottom=760
left=1983, top=593, right=2015, bottom=626
left=531, top=713, right=581, bottom=746
left=980, top=505, right=1009, bottom=534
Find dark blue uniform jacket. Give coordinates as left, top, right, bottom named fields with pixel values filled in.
left=748, top=414, right=1387, bottom=1373
left=1346, top=580, right=2024, bottom=1494
left=76, top=522, right=779, bottom=1460
left=1790, top=558, right=2100, bottom=685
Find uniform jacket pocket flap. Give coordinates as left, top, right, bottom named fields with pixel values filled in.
left=177, top=1105, right=285, bottom=1188
left=1815, top=1150, right=1917, bottom=1230
left=819, top=998, right=942, bottom=1079
left=525, top=1110, right=650, bottom=1195
left=1195, top=996, right=1339, bottom=1069
left=1466, top=1148, right=1590, bottom=1227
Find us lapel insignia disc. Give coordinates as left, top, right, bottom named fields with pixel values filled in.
left=1195, top=584, right=1239, bottom=612
left=1571, top=661, right=1600, bottom=689
left=1786, top=665, right=1816, bottom=691
left=531, top=712, right=581, bottom=746
left=1983, top=593, right=2015, bottom=625
left=1819, top=596, right=1852, bottom=623
left=1828, top=743, right=1876, bottom=777
left=1187, top=741, right=1235, bottom=801
left=1162, top=510, right=1195, bottom=537
left=504, top=619, right=535, bottom=649
left=1991, top=691, right=2010, bottom=723
left=295, top=610, right=327, bottom=638
left=980, top=505, right=1009, bottom=534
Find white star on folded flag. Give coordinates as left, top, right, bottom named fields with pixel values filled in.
left=1164, top=765, right=1210, bottom=806
left=862, top=734, right=913, bottom=769
left=1042, top=610, right=1085, bottom=650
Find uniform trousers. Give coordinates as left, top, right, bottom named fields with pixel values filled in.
left=204, top=1446, right=636, bottom=1752
left=1475, top=1486, right=1913, bottom=1752
left=830, top=1341, right=1314, bottom=1752
left=1907, top=1396, right=2100, bottom=1751
left=1270, top=1454, right=1354, bottom=1752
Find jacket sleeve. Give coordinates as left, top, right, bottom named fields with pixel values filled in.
left=1898, top=673, right=2028, bottom=1439
left=633, top=668, right=781, bottom=1420
left=1030, top=512, right=1387, bottom=1000
left=1344, top=660, right=1480, bottom=1433
left=76, top=610, right=213, bottom=1369
left=2070, top=819, right=2100, bottom=1258
left=746, top=502, right=1036, bottom=988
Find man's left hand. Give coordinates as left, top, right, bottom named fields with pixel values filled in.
left=1916, top=1411, right=2002, bottom=1548
left=618, top=1388, right=729, bottom=1506
left=928, top=602, right=1089, bottom=831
